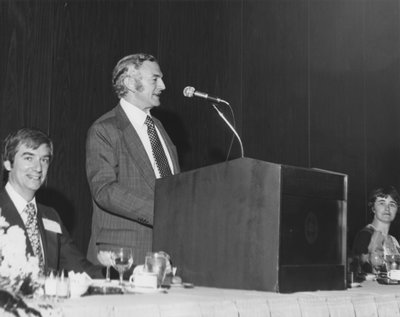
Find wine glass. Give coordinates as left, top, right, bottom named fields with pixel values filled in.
left=97, top=244, right=115, bottom=283
left=111, top=247, right=134, bottom=286
left=370, top=252, right=385, bottom=277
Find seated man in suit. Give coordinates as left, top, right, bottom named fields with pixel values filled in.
left=0, top=128, right=103, bottom=278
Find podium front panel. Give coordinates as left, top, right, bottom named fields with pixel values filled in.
left=280, top=196, right=342, bottom=265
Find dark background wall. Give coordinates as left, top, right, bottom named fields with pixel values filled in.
left=1, top=0, right=400, bottom=256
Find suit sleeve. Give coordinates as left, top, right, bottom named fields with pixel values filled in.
left=59, top=222, right=103, bottom=278
left=45, top=210, right=104, bottom=278
left=86, top=121, right=154, bottom=225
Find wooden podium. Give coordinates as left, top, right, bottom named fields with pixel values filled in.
left=153, top=158, right=347, bottom=293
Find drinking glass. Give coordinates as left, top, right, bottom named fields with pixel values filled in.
left=144, top=252, right=168, bottom=288
left=111, top=247, right=134, bottom=286
left=370, top=252, right=385, bottom=276
left=97, top=244, right=116, bottom=283
left=385, top=254, right=400, bottom=271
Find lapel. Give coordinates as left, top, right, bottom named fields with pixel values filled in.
left=36, top=205, right=49, bottom=270
left=115, top=104, right=156, bottom=189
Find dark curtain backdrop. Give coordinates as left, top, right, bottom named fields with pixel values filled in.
left=1, top=0, right=400, bottom=256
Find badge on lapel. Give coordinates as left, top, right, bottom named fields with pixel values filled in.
left=43, top=218, right=62, bottom=234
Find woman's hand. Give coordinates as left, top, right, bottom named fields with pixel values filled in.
left=368, top=230, right=385, bottom=254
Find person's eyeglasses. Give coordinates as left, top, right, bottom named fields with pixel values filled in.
left=376, top=201, right=398, bottom=209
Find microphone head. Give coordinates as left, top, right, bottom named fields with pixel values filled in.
left=183, top=86, right=195, bottom=98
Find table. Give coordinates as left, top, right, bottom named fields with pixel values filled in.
left=29, top=281, right=395, bottom=317
left=7, top=280, right=398, bottom=317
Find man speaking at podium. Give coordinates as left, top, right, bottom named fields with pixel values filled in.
left=86, top=53, right=180, bottom=265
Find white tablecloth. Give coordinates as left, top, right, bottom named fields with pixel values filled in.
left=22, top=281, right=400, bottom=317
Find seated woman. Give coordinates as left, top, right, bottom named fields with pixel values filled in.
left=352, top=186, right=400, bottom=278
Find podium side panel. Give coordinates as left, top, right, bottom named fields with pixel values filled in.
left=154, top=158, right=282, bottom=291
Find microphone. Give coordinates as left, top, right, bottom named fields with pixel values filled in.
left=183, top=86, right=228, bottom=105
left=183, top=86, right=244, bottom=158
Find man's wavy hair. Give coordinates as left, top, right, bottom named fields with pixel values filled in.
left=112, top=53, right=157, bottom=98
left=1, top=128, right=53, bottom=184
left=368, top=186, right=400, bottom=209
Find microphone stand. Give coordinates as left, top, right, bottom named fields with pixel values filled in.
left=211, top=103, right=244, bottom=158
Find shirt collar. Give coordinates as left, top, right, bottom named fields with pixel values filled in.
left=5, top=182, right=37, bottom=216
left=120, top=98, right=151, bottom=128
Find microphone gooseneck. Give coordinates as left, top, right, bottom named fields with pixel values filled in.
left=211, top=104, right=244, bottom=158
left=183, top=86, right=244, bottom=158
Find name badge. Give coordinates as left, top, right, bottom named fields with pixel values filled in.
left=43, top=218, right=62, bottom=234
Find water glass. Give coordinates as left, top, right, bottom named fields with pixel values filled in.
left=144, top=252, right=168, bottom=288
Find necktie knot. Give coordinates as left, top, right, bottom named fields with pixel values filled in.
left=25, top=202, right=36, bottom=216
left=145, top=115, right=154, bottom=127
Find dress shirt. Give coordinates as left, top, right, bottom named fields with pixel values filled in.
left=120, top=98, right=174, bottom=178
left=5, top=182, right=38, bottom=224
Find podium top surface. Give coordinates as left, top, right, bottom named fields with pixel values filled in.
left=166, top=157, right=347, bottom=177
left=156, top=157, right=347, bottom=201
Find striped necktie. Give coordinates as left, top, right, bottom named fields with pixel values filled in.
left=24, top=203, right=45, bottom=274
left=145, top=115, right=172, bottom=177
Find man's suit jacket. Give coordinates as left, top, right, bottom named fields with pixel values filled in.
left=86, top=103, right=180, bottom=264
left=0, top=190, right=102, bottom=277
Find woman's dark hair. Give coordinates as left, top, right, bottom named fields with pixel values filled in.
left=368, top=186, right=400, bottom=208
